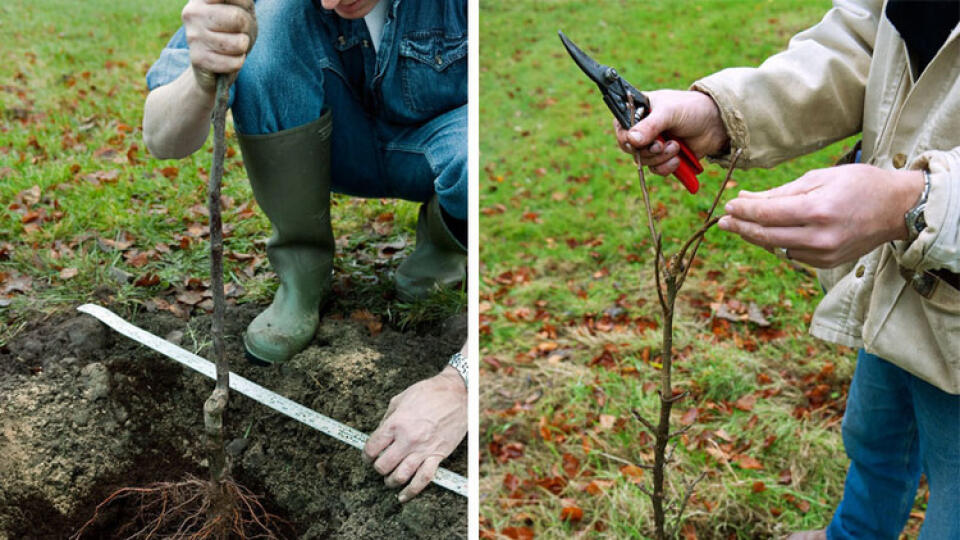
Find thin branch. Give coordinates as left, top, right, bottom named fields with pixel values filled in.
left=676, top=216, right=721, bottom=267
left=598, top=451, right=654, bottom=469
left=671, top=471, right=708, bottom=537
left=627, top=96, right=662, bottom=250
left=652, top=231, right=667, bottom=313
left=622, top=101, right=739, bottom=540
left=660, top=389, right=689, bottom=405
left=665, top=438, right=682, bottom=464
left=705, top=148, right=743, bottom=224
left=677, top=148, right=743, bottom=288
left=675, top=217, right=719, bottom=289
left=626, top=96, right=668, bottom=313
left=632, top=408, right=657, bottom=434
left=668, top=424, right=694, bottom=441
left=633, top=148, right=661, bottom=248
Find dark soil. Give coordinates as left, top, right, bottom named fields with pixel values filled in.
left=0, top=303, right=467, bottom=539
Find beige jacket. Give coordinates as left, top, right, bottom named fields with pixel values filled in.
left=693, top=0, right=960, bottom=393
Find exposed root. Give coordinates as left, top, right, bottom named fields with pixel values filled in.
left=71, top=476, right=290, bottom=539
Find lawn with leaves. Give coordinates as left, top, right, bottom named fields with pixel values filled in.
left=479, top=2, right=925, bottom=538
left=0, top=1, right=462, bottom=344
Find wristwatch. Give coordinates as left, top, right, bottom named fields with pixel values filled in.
left=447, top=351, right=467, bottom=388
left=904, top=169, right=930, bottom=243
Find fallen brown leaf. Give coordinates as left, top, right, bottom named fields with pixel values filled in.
left=680, top=407, right=699, bottom=425
left=583, top=479, right=614, bottom=496
left=561, top=453, right=579, bottom=478
left=560, top=506, right=583, bottom=522
left=778, top=469, right=792, bottom=485
left=17, top=185, right=40, bottom=205
left=619, top=464, right=645, bottom=483
left=735, top=455, right=764, bottom=470
left=350, top=309, right=383, bottom=336
left=135, top=273, right=160, bottom=287
left=501, top=526, right=534, bottom=540
left=176, top=290, right=205, bottom=305
left=734, top=393, right=757, bottom=412
left=159, top=166, right=179, bottom=179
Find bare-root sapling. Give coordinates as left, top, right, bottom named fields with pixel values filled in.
left=72, top=76, right=286, bottom=539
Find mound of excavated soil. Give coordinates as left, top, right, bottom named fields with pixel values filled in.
left=0, top=303, right=466, bottom=539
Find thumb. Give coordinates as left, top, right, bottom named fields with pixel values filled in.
left=627, top=106, right=672, bottom=149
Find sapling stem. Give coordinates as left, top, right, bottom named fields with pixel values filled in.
left=203, top=74, right=231, bottom=484
left=625, top=98, right=741, bottom=539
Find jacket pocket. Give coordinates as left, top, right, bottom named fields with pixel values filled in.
left=864, top=258, right=960, bottom=394
left=817, top=262, right=856, bottom=293
left=398, top=31, right=467, bottom=116
left=924, top=281, right=960, bottom=372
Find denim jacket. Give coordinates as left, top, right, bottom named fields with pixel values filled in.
left=146, top=0, right=467, bottom=126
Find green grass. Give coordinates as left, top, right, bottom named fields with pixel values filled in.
left=0, top=0, right=462, bottom=344
left=479, top=1, right=925, bottom=538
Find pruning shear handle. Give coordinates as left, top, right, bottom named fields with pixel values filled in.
left=558, top=31, right=704, bottom=194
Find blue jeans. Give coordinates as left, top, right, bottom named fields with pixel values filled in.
left=827, top=350, right=960, bottom=539
left=145, top=0, right=467, bottom=220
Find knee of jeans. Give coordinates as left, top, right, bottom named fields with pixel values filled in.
left=233, top=59, right=329, bottom=133
left=231, top=1, right=330, bottom=134
left=843, top=409, right=920, bottom=473
left=434, top=170, right=466, bottom=222
left=432, top=146, right=466, bottom=191
left=841, top=419, right=871, bottom=462
left=841, top=401, right=886, bottom=456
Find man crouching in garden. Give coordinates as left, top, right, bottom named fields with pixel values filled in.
left=142, top=0, right=468, bottom=502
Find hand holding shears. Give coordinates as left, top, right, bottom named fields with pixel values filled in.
left=559, top=31, right=722, bottom=193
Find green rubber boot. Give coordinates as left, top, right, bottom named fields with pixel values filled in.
left=395, top=196, right=467, bottom=301
left=238, top=112, right=334, bottom=365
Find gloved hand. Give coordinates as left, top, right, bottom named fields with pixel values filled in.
left=363, top=364, right=467, bottom=502
left=181, top=0, right=258, bottom=93
left=614, top=89, right=729, bottom=176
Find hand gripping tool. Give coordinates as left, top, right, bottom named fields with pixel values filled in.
left=558, top=30, right=704, bottom=193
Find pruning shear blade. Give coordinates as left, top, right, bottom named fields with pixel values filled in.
left=558, top=30, right=649, bottom=129
left=557, top=30, right=704, bottom=193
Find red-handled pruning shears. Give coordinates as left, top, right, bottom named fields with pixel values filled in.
left=558, top=30, right=704, bottom=194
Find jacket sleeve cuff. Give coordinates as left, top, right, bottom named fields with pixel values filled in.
left=690, top=78, right=751, bottom=169
left=900, top=148, right=960, bottom=273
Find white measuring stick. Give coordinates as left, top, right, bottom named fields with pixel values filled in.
left=76, top=303, right=468, bottom=498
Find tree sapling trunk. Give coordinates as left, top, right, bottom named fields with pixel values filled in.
left=201, top=71, right=234, bottom=528
left=626, top=98, right=741, bottom=540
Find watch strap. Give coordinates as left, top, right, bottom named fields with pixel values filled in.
left=447, top=351, right=467, bottom=388
left=905, top=169, right=930, bottom=243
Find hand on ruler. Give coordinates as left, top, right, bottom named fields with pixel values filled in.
left=363, top=365, right=468, bottom=502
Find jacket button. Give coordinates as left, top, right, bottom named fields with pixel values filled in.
left=893, top=153, right=907, bottom=169
left=855, top=265, right=865, bottom=278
